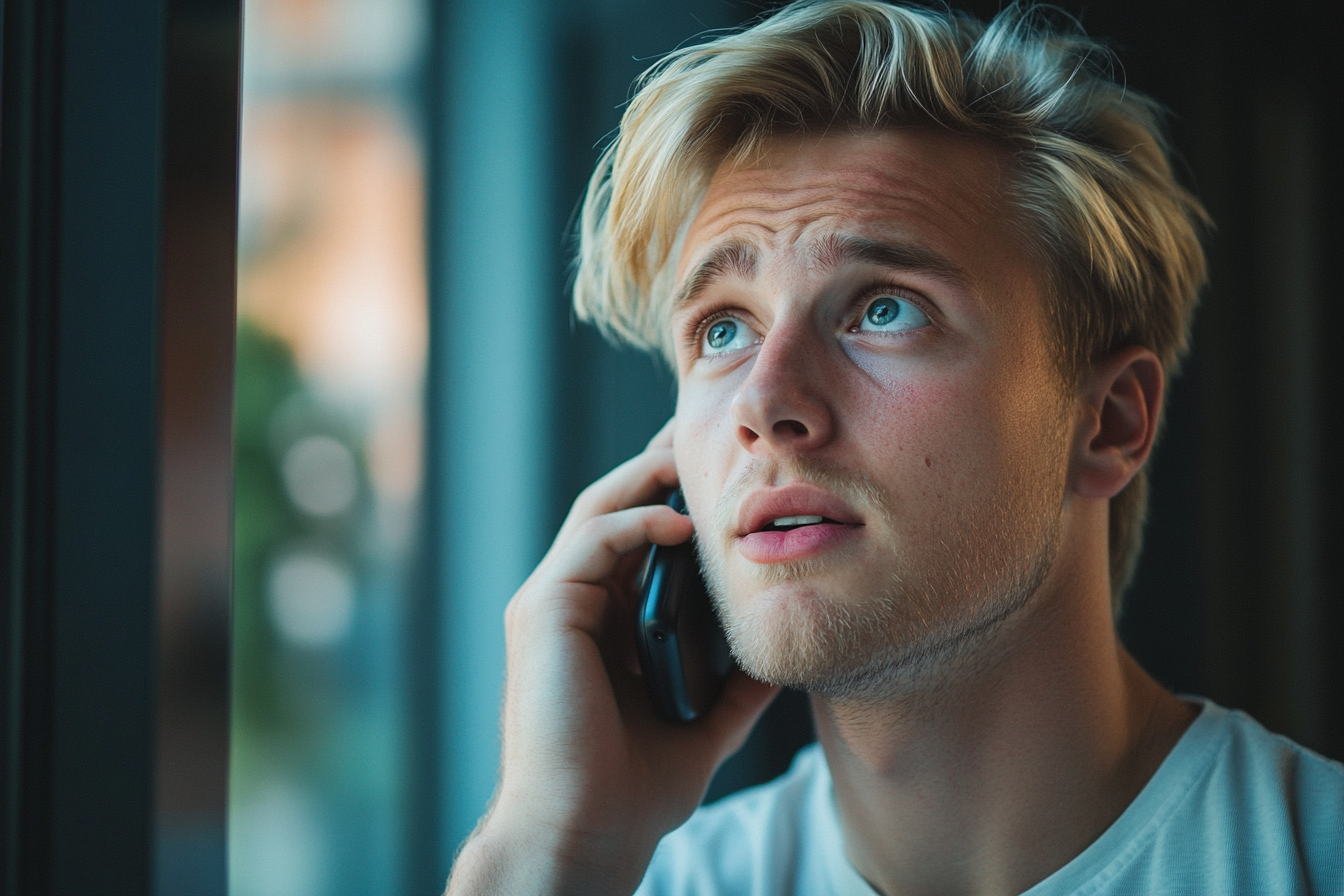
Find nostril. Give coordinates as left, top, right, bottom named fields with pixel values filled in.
left=775, top=419, right=808, bottom=437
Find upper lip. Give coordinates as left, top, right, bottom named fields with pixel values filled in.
left=736, top=483, right=863, bottom=536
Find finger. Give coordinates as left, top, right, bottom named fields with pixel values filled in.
left=646, top=417, right=676, bottom=451
left=556, top=448, right=679, bottom=544
left=699, top=672, right=781, bottom=762
left=549, top=505, right=693, bottom=585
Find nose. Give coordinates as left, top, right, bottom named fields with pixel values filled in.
left=730, top=321, right=836, bottom=454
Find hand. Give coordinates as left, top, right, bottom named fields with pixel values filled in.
left=446, top=421, right=779, bottom=896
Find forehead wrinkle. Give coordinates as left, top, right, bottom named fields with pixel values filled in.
left=679, top=141, right=1013, bottom=310
left=697, top=182, right=984, bottom=257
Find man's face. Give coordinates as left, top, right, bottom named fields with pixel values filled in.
left=670, top=128, right=1075, bottom=699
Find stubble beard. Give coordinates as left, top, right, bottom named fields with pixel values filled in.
left=696, top=456, right=1063, bottom=703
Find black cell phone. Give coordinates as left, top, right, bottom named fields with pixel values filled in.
left=635, top=489, right=733, bottom=722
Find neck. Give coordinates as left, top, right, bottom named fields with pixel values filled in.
left=814, top=521, right=1196, bottom=896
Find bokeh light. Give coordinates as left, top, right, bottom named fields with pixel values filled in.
left=231, top=0, right=425, bottom=893
left=267, top=552, right=356, bottom=648
left=281, top=435, right=358, bottom=518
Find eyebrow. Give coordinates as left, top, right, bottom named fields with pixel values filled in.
left=809, top=233, right=969, bottom=283
left=671, top=232, right=970, bottom=313
left=671, top=240, right=759, bottom=312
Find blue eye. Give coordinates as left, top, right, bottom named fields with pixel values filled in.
left=859, top=295, right=929, bottom=332
left=702, top=316, right=755, bottom=354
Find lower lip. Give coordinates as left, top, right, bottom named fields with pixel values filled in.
left=737, top=523, right=859, bottom=564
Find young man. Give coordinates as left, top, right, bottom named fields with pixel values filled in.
left=447, top=3, right=1344, bottom=894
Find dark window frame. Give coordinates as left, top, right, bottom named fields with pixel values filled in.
left=1, top=1, right=240, bottom=893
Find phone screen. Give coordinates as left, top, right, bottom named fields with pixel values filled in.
left=635, top=489, right=733, bottom=722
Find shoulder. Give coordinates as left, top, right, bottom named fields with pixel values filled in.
left=1034, top=698, right=1344, bottom=896
left=1200, top=702, right=1344, bottom=886
left=635, top=743, right=872, bottom=896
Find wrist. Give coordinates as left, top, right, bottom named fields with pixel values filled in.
left=445, top=821, right=564, bottom=896
left=446, top=807, right=650, bottom=896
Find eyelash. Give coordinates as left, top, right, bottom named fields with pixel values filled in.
left=683, top=301, right=745, bottom=355
left=848, top=284, right=932, bottom=332
left=682, top=282, right=933, bottom=354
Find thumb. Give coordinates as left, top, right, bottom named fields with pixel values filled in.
left=701, top=671, right=781, bottom=763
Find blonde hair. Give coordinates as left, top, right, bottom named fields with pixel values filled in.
left=574, top=0, right=1209, bottom=609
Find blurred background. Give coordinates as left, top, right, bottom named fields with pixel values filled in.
left=228, top=0, right=1342, bottom=893
left=231, top=1, right=426, bottom=894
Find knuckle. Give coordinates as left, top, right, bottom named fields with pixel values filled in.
left=570, top=473, right=620, bottom=518
left=574, top=478, right=601, bottom=507
left=575, top=513, right=613, bottom=543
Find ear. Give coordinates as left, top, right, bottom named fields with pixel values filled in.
left=1071, top=347, right=1164, bottom=500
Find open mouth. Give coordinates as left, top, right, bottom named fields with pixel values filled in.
left=739, top=513, right=857, bottom=564
left=759, top=515, right=838, bottom=532
left=735, top=485, right=863, bottom=563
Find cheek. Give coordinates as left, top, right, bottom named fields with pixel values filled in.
left=849, top=371, right=1033, bottom=492
left=850, top=374, right=979, bottom=455
left=673, top=387, right=729, bottom=518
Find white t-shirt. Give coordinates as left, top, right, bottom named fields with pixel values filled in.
left=637, top=699, right=1344, bottom=895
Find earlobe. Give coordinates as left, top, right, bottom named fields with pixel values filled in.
left=1072, top=347, right=1164, bottom=500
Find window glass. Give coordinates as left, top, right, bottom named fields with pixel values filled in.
left=230, top=1, right=426, bottom=894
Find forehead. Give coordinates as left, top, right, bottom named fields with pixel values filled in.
left=677, top=127, right=1028, bottom=287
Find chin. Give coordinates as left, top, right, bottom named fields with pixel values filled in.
left=707, top=556, right=1052, bottom=703
left=694, top=480, right=1065, bottom=701
left=717, top=582, right=908, bottom=697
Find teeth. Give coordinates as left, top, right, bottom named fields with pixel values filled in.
left=772, top=515, right=824, bottom=527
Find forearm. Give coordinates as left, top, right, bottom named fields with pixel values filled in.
left=445, top=811, right=648, bottom=896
